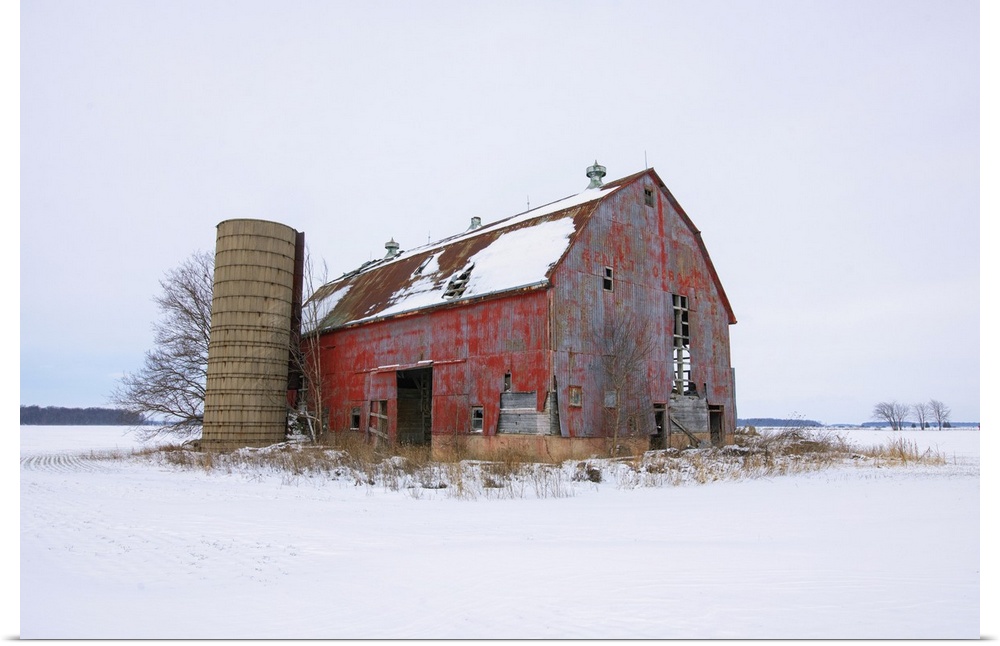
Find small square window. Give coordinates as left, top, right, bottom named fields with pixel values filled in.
left=568, top=386, right=583, bottom=407
left=604, top=390, right=617, bottom=408
left=471, top=406, right=484, bottom=432
left=603, top=266, right=614, bottom=291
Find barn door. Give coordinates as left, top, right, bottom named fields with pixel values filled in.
left=396, top=368, right=432, bottom=446
left=651, top=404, right=666, bottom=449
left=709, top=405, right=723, bottom=447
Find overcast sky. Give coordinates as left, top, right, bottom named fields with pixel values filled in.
left=18, top=0, right=983, bottom=425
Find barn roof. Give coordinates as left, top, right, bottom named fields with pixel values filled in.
left=307, top=167, right=735, bottom=332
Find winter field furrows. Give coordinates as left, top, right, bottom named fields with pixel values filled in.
left=20, top=453, right=112, bottom=473
left=19, top=425, right=981, bottom=639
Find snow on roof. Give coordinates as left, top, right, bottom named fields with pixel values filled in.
left=308, top=184, right=620, bottom=331
left=419, top=183, right=618, bottom=251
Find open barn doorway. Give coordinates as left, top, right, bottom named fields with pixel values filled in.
left=709, top=405, right=723, bottom=447
left=651, top=404, right=667, bottom=450
left=396, top=368, right=432, bottom=446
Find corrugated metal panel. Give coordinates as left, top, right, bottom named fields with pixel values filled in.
left=497, top=392, right=559, bottom=435
left=500, top=392, right=536, bottom=409
left=319, top=290, right=552, bottom=438
left=549, top=176, right=737, bottom=441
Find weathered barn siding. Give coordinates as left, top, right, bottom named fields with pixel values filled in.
left=550, top=176, right=736, bottom=445
left=304, top=166, right=736, bottom=456
left=315, top=290, right=552, bottom=443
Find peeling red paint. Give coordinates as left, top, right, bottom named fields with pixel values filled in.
left=306, top=169, right=737, bottom=448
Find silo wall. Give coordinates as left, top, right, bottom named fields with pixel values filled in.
left=201, top=219, right=300, bottom=448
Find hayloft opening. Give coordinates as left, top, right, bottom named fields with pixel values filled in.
left=644, top=187, right=655, bottom=206
left=672, top=294, right=693, bottom=395
left=396, top=367, right=432, bottom=445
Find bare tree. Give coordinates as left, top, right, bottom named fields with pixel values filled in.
left=114, top=246, right=335, bottom=444
left=912, top=402, right=930, bottom=429
left=928, top=399, right=951, bottom=430
left=110, top=251, right=214, bottom=439
left=603, top=304, right=655, bottom=456
left=287, top=250, right=330, bottom=443
left=872, top=400, right=910, bottom=430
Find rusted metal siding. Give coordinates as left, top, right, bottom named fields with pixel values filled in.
left=316, top=290, right=552, bottom=442
left=551, top=174, right=737, bottom=440
left=309, top=167, right=736, bottom=448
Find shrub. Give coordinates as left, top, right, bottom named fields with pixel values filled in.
left=108, top=425, right=950, bottom=499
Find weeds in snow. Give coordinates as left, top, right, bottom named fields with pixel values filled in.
left=119, top=426, right=944, bottom=499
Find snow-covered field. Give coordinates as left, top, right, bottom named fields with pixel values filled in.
left=19, top=425, right=981, bottom=639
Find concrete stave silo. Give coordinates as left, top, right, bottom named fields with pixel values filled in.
left=201, top=219, right=302, bottom=448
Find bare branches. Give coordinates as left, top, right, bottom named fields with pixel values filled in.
left=287, top=248, right=330, bottom=442
left=603, top=304, right=655, bottom=454
left=871, top=400, right=910, bottom=430
left=872, top=399, right=953, bottom=431
left=928, top=399, right=951, bottom=430
left=110, top=251, right=214, bottom=438
left=113, top=246, right=335, bottom=444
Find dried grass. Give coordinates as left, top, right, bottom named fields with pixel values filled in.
left=119, top=425, right=946, bottom=499
left=616, top=426, right=945, bottom=489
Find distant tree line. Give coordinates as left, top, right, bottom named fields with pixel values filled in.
left=738, top=418, right=822, bottom=427
left=20, top=406, right=149, bottom=426
left=871, top=399, right=954, bottom=430
left=860, top=421, right=976, bottom=428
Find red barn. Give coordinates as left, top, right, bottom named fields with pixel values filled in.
left=304, top=164, right=737, bottom=459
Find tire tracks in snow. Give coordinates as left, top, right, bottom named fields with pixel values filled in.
left=22, top=450, right=301, bottom=591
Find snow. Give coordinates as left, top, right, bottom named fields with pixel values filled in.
left=311, top=185, right=619, bottom=328
left=363, top=266, right=446, bottom=320
left=461, top=217, right=577, bottom=297
left=19, top=426, right=981, bottom=639
left=331, top=217, right=578, bottom=324
left=413, top=183, right=620, bottom=253
left=308, top=282, right=351, bottom=325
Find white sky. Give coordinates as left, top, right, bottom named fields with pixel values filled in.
left=16, top=0, right=986, bottom=425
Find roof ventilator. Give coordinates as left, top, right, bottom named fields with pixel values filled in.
left=467, top=216, right=482, bottom=231
left=443, top=263, right=475, bottom=300
left=384, top=238, right=400, bottom=259
left=586, top=160, right=606, bottom=189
